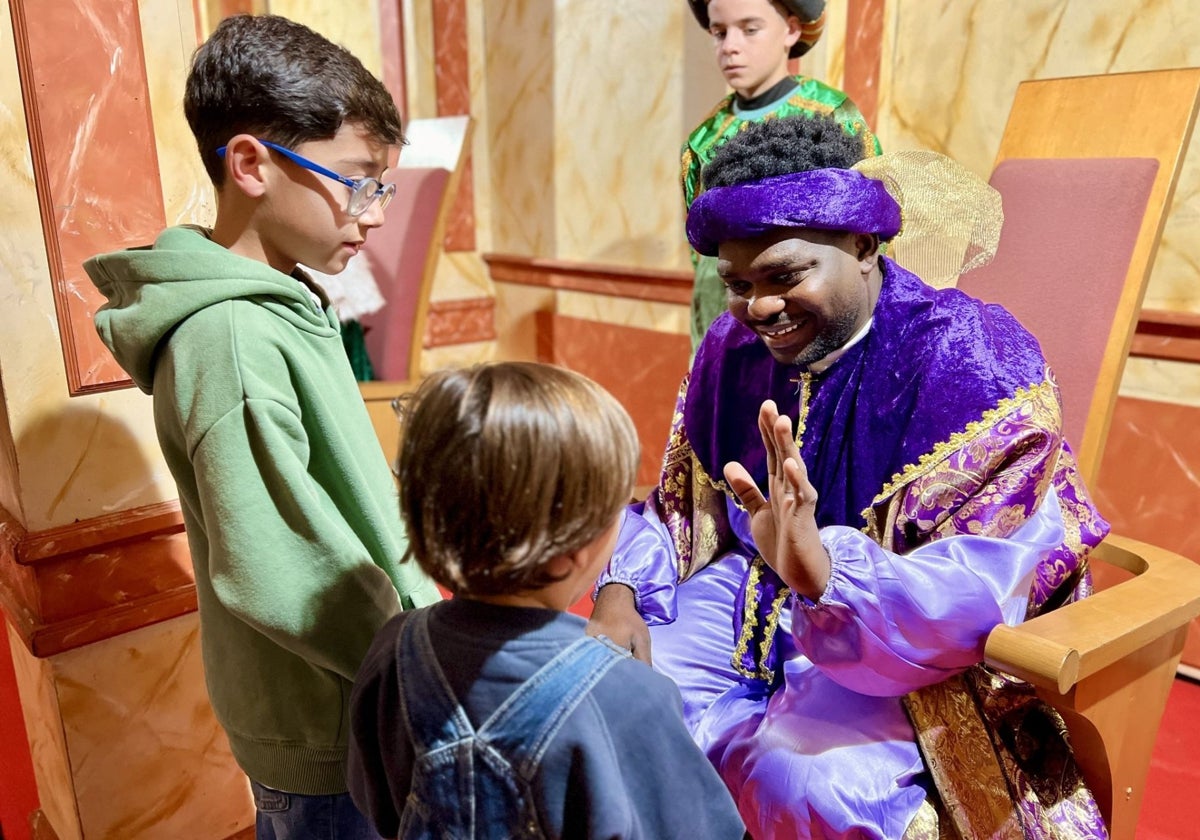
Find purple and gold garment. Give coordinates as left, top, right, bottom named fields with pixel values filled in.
left=599, top=259, right=1110, bottom=840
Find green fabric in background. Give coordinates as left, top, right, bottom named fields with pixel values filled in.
left=341, top=319, right=375, bottom=382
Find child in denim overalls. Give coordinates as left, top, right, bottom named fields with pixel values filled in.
left=348, top=362, right=745, bottom=839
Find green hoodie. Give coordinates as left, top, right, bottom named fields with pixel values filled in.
left=84, top=226, right=440, bottom=794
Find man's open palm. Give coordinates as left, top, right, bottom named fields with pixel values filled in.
left=723, top=400, right=830, bottom=600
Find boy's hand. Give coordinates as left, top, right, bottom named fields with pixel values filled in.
left=587, top=584, right=652, bottom=665
left=723, top=400, right=830, bottom=601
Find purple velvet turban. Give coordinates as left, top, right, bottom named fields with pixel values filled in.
left=686, top=168, right=903, bottom=257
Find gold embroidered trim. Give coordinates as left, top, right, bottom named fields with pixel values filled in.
left=730, top=556, right=791, bottom=681
left=731, top=556, right=764, bottom=678
left=680, top=147, right=695, bottom=195
left=696, top=453, right=744, bottom=511
left=793, top=371, right=813, bottom=447
left=862, top=379, right=1057, bottom=521
left=758, top=585, right=791, bottom=672
left=784, top=93, right=836, bottom=115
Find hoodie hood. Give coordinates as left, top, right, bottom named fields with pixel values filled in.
left=84, top=226, right=337, bottom=392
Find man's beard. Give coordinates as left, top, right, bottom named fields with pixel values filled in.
left=790, top=308, right=862, bottom=367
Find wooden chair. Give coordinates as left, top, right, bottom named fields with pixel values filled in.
left=358, top=115, right=473, bottom=464
left=954, top=69, right=1200, bottom=840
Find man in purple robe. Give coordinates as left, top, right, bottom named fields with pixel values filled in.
left=587, top=115, right=1111, bottom=840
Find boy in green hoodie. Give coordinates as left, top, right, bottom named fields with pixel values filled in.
left=83, top=14, right=439, bottom=839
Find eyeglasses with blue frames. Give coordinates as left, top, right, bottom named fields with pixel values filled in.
left=216, top=139, right=396, bottom=217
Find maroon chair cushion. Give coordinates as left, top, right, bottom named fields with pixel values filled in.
left=360, top=167, right=450, bottom=381
left=956, top=157, right=1158, bottom=448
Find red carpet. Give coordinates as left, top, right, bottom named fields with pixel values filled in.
left=1139, top=676, right=1200, bottom=839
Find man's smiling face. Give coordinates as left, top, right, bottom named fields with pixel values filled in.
left=718, top=227, right=878, bottom=365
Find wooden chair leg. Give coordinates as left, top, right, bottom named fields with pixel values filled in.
left=1039, top=628, right=1188, bottom=840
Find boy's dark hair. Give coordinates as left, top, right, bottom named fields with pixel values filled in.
left=184, top=14, right=404, bottom=185
left=395, top=362, right=639, bottom=598
left=702, top=113, right=866, bottom=189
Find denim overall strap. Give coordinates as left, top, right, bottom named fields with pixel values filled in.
left=479, top=635, right=630, bottom=779
left=397, top=610, right=475, bottom=753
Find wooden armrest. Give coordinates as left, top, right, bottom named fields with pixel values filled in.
left=984, top=533, right=1200, bottom=694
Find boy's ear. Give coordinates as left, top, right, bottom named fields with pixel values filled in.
left=782, top=14, right=803, bottom=51
left=542, top=553, right=577, bottom=581
left=222, top=134, right=269, bottom=199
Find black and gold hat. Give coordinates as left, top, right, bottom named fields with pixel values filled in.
left=686, top=0, right=826, bottom=58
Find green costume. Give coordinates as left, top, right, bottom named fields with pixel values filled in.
left=682, top=75, right=882, bottom=347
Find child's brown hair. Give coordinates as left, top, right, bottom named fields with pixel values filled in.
left=396, top=362, right=639, bottom=597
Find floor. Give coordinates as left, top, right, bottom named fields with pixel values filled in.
left=1139, top=675, right=1200, bottom=839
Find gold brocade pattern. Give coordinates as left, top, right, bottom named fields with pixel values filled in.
left=965, top=668, right=1110, bottom=839
left=658, top=375, right=736, bottom=582
left=863, top=378, right=1059, bottom=531
left=904, top=676, right=1025, bottom=840
left=783, top=93, right=837, bottom=116
left=902, top=798, right=947, bottom=840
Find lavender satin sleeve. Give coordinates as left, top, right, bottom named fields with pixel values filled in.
left=791, top=488, right=1066, bottom=697
left=594, top=501, right=681, bottom=625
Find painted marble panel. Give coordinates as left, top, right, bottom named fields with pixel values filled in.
left=15, top=0, right=167, bottom=392
left=16, top=394, right=178, bottom=532
left=803, top=0, right=847, bottom=92
left=556, top=290, right=689, bottom=337
left=1094, top=395, right=1200, bottom=668
left=552, top=1, right=688, bottom=270
left=7, top=625, right=81, bottom=840
left=0, top=3, right=176, bottom=531
left=269, top=0, right=386, bottom=81
left=843, top=0, right=884, bottom=127
left=484, top=0, right=556, bottom=257
left=54, top=613, right=252, bottom=839
left=875, top=0, right=1200, bottom=314
left=139, top=0, right=215, bottom=227
left=546, top=314, right=690, bottom=486
left=492, top=283, right=556, bottom=364
left=418, top=341, right=495, bottom=378
left=464, top=0, right=493, bottom=253
left=1119, top=356, right=1200, bottom=407
left=432, top=250, right=491, bottom=300
left=428, top=0, right=478, bottom=254
left=403, top=0, right=438, bottom=120
left=378, top=0, right=407, bottom=115
left=433, top=0, right=470, bottom=115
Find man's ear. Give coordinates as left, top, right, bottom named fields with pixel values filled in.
left=855, top=233, right=881, bottom=269
left=222, top=134, right=269, bottom=199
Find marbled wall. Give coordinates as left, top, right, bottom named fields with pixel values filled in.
left=8, top=614, right=252, bottom=839
left=551, top=2, right=687, bottom=269
left=268, top=0, right=385, bottom=80
left=484, top=0, right=557, bottom=259
left=874, top=0, right=1200, bottom=328
left=0, top=0, right=187, bottom=533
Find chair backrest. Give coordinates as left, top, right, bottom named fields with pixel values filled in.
left=971, top=69, right=1200, bottom=840
left=975, top=69, right=1200, bottom=485
left=361, top=115, right=473, bottom=381
left=956, top=157, right=1157, bottom=455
